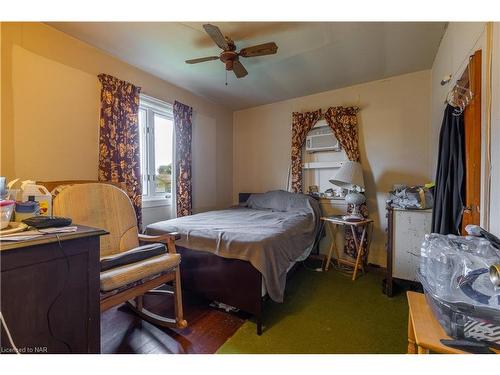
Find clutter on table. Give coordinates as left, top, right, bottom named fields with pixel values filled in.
left=418, top=228, right=500, bottom=348
left=387, top=183, right=434, bottom=209
left=307, top=185, right=346, bottom=199
left=0, top=177, right=74, bottom=241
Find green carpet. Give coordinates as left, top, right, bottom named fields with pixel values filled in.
left=217, top=266, right=408, bottom=354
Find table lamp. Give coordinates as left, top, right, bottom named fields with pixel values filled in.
left=329, top=161, right=365, bottom=220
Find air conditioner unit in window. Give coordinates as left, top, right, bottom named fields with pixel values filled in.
left=305, top=120, right=340, bottom=152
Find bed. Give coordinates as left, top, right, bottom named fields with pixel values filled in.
left=146, top=190, right=321, bottom=334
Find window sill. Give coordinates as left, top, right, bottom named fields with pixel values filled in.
left=142, top=198, right=172, bottom=208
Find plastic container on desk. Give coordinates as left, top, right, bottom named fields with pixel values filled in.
left=20, top=182, right=52, bottom=216
left=14, top=201, right=40, bottom=222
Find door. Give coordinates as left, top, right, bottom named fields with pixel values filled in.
left=462, top=50, right=482, bottom=234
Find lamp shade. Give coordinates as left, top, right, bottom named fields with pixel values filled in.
left=329, top=161, right=365, bottom=190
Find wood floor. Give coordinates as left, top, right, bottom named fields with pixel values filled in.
left=101, top=289, right=248, bottom=354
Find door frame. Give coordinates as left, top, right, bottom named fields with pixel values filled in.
left=461, top=50, right=482, bottom=234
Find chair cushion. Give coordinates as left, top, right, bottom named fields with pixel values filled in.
left=100, top=243, right=167, bottom=272
left=100, top=253, right=181, bottom=292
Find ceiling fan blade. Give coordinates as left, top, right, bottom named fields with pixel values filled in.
left=239, top=42, right=278, bottom=58
left=203, top=24, right=229, bottom=50
left=232, top=60, right=248, bottom=78
left=185, top=56, right=219, bottom=64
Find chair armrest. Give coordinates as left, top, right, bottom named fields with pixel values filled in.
left=138, top=232, right=180, bottom=254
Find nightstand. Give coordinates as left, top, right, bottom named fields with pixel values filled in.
left=321, top=216, right=374, bottom=280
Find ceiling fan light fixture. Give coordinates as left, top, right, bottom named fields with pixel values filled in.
left=185, top=23, right=278, bottom=81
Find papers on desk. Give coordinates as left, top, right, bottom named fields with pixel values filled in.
left=0, top=230, right=44, bottom=241
left=38, top=226, right=78, bottom=234
left=0, top=226, right=78, bottom=241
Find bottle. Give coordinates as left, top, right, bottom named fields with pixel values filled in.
left=20, top=181, right=52, bottom=216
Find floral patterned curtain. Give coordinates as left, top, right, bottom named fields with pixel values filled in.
left=324, top=106, right=360, bottom=161
left=173, top=101, right=193, bottom=217
left=291, top=110, right=322, bottom=193
left=324, top=106, right=368, bottom=259
left=98, top=74, right=142, bottom=228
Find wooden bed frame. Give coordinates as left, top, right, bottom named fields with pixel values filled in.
left=177, top=245, right=264, bottom=334
left=177, top=193, right=264, bottom=334
left=174, top=193, right=322, bottom=335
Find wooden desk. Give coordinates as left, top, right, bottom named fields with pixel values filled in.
left=321, top=216, right=374, bottom=280
left=407, top=291, right=499, bottom=354
left=1, top=226, right=107, bottom=354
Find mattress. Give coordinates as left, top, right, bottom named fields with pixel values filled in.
left=146, top=190, right=320, bottom=302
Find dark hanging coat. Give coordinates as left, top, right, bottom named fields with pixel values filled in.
left=431, top=104, right=465, bottom=235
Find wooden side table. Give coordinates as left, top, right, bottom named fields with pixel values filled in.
left=321, top=216, right=374, bottom=280
left=407, top=291, right=499, bottom=354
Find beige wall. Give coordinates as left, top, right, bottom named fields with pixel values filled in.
left=1, top=22, right=233, bottom=225
left=233, top=70, right=432, bottom=266
left=10, top=45, right=100, bottom=181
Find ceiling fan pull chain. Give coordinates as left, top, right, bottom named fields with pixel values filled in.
left=225, top=70, right=228, bottom=86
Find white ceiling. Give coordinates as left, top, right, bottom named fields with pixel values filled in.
left=48, top=22, right=447, bottom=110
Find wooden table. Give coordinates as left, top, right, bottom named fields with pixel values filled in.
left=1, top=225, right=107, bottom=354
left=321, top=216, right=374, bottom=280
left=407, top=291, right=499, bottom=354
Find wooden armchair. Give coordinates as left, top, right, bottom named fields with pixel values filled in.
left=52, top=182, right=187, bottom=329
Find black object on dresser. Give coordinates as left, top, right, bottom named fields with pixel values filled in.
left=0, top=226, right=107, bottom=354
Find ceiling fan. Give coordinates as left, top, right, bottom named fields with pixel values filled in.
left=185, top=24, right=278, bottom=79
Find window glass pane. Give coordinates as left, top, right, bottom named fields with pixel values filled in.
left=153, top=113, right=173, bottom=196
left=139, top=108, right=148, bottom=196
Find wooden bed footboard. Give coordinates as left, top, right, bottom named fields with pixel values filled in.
left=176, top=246, right=264, bottom=335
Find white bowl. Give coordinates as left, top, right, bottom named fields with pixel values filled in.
left=0, top=200, right=15, bottom=229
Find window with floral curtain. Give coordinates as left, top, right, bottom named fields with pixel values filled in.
left=98, top=73, right=142, bottom=228
left=290, top=110, right=322, bottom=193
left=173, top=101, right=193, bottom=217
left=324, top=106, right=368, bottom=259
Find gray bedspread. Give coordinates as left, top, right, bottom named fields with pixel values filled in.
left=146, top=190, right=320, bottom=302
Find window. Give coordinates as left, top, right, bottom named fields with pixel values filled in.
left=139, top=94, right=174, bottom=206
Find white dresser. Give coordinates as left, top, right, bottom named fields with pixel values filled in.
left=385, top=207, right=432, bottom=296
